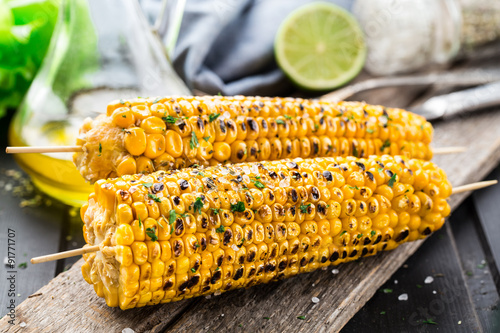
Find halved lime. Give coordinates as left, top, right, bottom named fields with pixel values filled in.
left=275, top=2, right=366, bottom=91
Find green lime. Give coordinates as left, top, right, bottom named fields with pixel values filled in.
left=275, top=2, right=366, bottom=91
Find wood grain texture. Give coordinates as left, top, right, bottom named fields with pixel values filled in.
left=1, top=106, right=499, bottom=332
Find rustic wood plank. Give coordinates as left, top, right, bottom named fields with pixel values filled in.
left=451, top=199, right=500, bottom=332
left=0, top=116, right=64, bottom=319
left=472, top=165, right=500, bottom=290
left=342, top=223, right=481, bottom=332
left=2, top=106, right=498, bottom=332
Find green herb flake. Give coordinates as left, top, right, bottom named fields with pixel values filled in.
left=190, top=132, right=199, bottom=150
left=230, top=201, right=246, bottom=213
left=380, top=311, right=386, bottom=315
left=422, top=319, right=438, bottom=325
left=148, top=193, right=161, bottom=202
left=142, top=182, right=153, bottom=188
left=119, top=99, right=125, bottom=105
left=284, top=115, right=292, bottom=120
left=388, top=173, right=397, bottom=188
left=466, top=271, right=473, bottom=276
left=366, top=128, right=374, bottom=134
left=194, top=242, right=200, bottom=249
left=357, top=234, right=363, bottom=239
left=98, top=142, right=102, bottom=156
left=138, top=217, right=142, bottom=228
left=380, top=140, right=391, bottom=152
left=416, top=284, right=423, bottom=288
left=162, top=115, right=177, bottom=124
left=145, top=227, right=158, bottom=242
left=348, top=185, right=360, bottom=190
left=297, top=316, right=306, bottom=320
left=263, top=317, right=270, bottom=320
left=299, top=203, right=311, bottom=214
left=216, top=225, right=225, bottom=233
left=353, top=145, right=358, bottom=157
left=209, top=113, right=221, bottom=122
left=191, top=268, right=196, bottom=273
left=339, top=230, right=347, bottom=237
left=203, top=136, right=211, bottom=142
left=420, top=124, right=424, bottom=130
left=382, top=288, right=393, bottom=294
left=251, top=179, right=265, bottom=189
left=153, top=97, right=161, bottom=104
left=276, top=119, right=285, bottom=125
left=211, top=208, right=221, bottom=214
left=193, top=197, right=204, bottom=215
left=370, top=230, right=376, bottom=237
left=18, top=262, right=27, bottom=269
left=169, top=210, right=176, bottom=225
left=121, top=114, right=127, bottom=118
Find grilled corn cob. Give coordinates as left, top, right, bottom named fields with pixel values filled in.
left=74, top=96, right=433, bottom=183
left=80, top=155, right=450, bottom=309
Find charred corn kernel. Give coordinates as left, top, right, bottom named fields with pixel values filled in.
left=76, top=97, right=434, bottom=183
left=82, top=155, right=451, bottom=309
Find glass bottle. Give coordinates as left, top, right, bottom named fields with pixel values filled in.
left=9, top=0, right=190, bottom=206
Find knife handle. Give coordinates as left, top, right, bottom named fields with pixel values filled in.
left=438, top=81, right=500, bottom=118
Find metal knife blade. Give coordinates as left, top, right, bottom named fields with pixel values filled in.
left=412, top=81, right=500, bottom=121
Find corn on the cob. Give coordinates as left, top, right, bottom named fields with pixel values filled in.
left=80, top=155, right=450, bottom=309
left=74, top=96, right=433, bottom=183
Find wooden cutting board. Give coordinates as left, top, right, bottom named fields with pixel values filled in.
left=1, top=105, right=500, bottom=333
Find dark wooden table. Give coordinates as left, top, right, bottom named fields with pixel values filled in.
left=2, top=46, right=500, bottom=331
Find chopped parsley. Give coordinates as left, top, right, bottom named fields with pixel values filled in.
left=98, top=142, right=102, bottom=157
left=366, top=128, right=374, bottom=134
left=230, top=201, right=246, bottom=213
left=299, top=203, right=311, bottom=214
left=138, top=217, right=142, bottom=228
left=314, top=124, right=319, bottom=131
left=215, top=266, right=220, bottom=271
left=148, top=193, right=161, bottom=202
left=380, top=140, right=390, bottom=151
left=190, top=132, right=199, bottom=150
left=203, top=136, right=211, bottom=142
left=169, top=210, right=177, bottom=225
left=370, top=230, right=376, bottom=237
left=122, top=114, right=127, bottom=118
left=380, top=311, right=386, bottom=315
left=263, top=317, right=270, bottom=320
left=142, top=182, right=153, bottom=188
left=153, top=97, right=161, bottom=104
left=251, top=179, right=265, bottom=189
left=382, top=288, right=393, bottom=294
left=194, top=242, right=200, bottom=249
left=422, top=319, right=438, bottom=325
left=353, top=145, right=358, bottom=157
left=145, top=227, right=158, bottom=242
left=348, top=185, right=360, bottom=190
left=416, top=284, right=423, bottom=288
left=339, top=230, right=347, bottom=237
left=193, top=197, right=204, bottom=215
left=388, top=173, right=397, bottom=188
left=191, top=268, right=196, bottom=273
left=357, top=234, right=363, bottom=239
left=216, top=226, right=225, bottom=233
left=209, top=113, right=221, bottom=122
left=284, top=115, right=292, bottom=120
left=297, top=316, right=306, bottom=320
left=276, top=119, right=285, bottom=125
left=210, top=208, right=221, bottom=214
left=18, top=262, right=27, bottom=269
left=162, top=115, right=178, bottom=124
left=119, top=99, right=125, bottom=105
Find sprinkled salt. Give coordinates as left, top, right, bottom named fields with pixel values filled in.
left=312, top=297, right=320, bottom=303
left=221, top=314, right=224, bottom=317
left=19, top=322, right=27, bottom=328
left=398, top=293, right=408, bottom=301
left=251, top=164, right=260, bottom=174
left=394, top=280, right=398, bottom=284
left=3, top=257, right=10, bottom=267
left=484, top=270, right=489, bottom=274
left=220, top=168, right=229, bottom=175
left=243, top=175, right=250, bottom=184
left=432, top=290, right=437, bottom=294
left=331, top=269, right=339, bottom=275
left=5, top=183, right=12, bottom=191
left=231, top=244, right=240, bottom=252
left=222, top=111, right=231, bottom=120
left=279, top=179, right=290, bottom=187
left=312, top=283, right=315, bottom=287
left=122, top=329, right=135, bottom=333
left=424, top=276, right=434, bottom=284
left=242, top=166, right=251, bottom=175
left=205, top=295, right=212, bottom=299
left=458, top=321, right=462, bottom=325
left=214, top=290, right=222, bottom=296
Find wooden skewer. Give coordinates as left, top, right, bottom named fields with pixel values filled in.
left=432, top=146, right=467, bottom=154
left=31, top=179, right=498, bottom=264
left=30, top=245, right=100, bottom=264
left=451, top=180, right=498, bottom=195
left=6, top=145, right=83, bottom=153
left=6, top=145, right=467, bottom=155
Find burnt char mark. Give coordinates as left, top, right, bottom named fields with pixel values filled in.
left=286, top=161, right=299, bottom=169
left=365, top=171, right=374, bottom=182
left=329, top=251, right=339, bottom=262
left=163, top=280, right=173, bottom=290
left=233, top=267, right=243, bottom=280
left=395, top=229, right=410, bottom=242
left=173, top=196, right=181, bottom=205
left=373, top=235, right=382, bottom=245
left=355, top=162, right=366, bottom=172
left=422, top=227, right=432, bottom=236
left=247, top=118, right=258, bottom=131
left=179, top=179, right=189, bottom=190
left=322, top=171, right=333, bottom=182
left=236, top=149, right=246, bottom=160
left=310, top=187, right=320, bottom=200
left=219, top=120, right=227, bottom=133
left=361, top=247, right=368, bottom=256
left=211, top=270, right=222, bottom=284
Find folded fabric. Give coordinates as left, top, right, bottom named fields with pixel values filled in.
left=140, top=0, right=351, bottom=96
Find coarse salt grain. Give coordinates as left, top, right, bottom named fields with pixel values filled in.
left=251, top=165, right=260, bottom=174
left=122, top=329, right=135, bottom=333
left=231, top=244, right=240, bottom=251
left=424, top=276, right=434, bottom=284
left=19, top=322, right=27, bottom=328
left=312, top=297, right=320, bottom=303
left=214, top=291, right=221, bottom=296
left=331, top=269, right=339, bottom=275
left=205, top=295, right=212, bottom=299
left=394, top=280, right=398, bottom=284
left=432, top=290, right=437, bottom=294
left=398, top=293, right=408, bottom=301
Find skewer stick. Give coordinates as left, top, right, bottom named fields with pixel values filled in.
left=433, top=146, right=467, bottom=155
left=6, top=145, right=83, bottom=153
left=451, top=180, right=498, bottom=195
left=6, top=145, right=466, bottom=155
left=30, top=245, right=100, bottom=264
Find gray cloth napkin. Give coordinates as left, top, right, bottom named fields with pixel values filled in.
left=141, top=0, right=352, bottom=96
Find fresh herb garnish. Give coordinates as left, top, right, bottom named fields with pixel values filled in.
left=193, top=197, right=204, bottom=215
left=153, top=97, right=161, bottom=104
left=98, top=142, right=102, bottom=156
left=191, top=268, right=196, bottom=273
left=422, top=319, right=438, bottom=325
left=348, top=185, right=360, bottom=190
left=203, top=136, right=210, bottom=142
left=148, top=193, right=161, bottom=202
left=382, top=288, right=393, bottom=293
left=162, top=115, right=177, bottom=124
left=297, top=316, right=306, bottom=320
left=119, top=99, right=125, bottom=105
left=370, top=230, right=376, bottom=237
left=380, top=311, right=386, bottom=315
left=353, top=145, right=358, bottom=157
left=299, top=203, right=311, bottom=214
left=145, top=227, right=158, bottom=241
left=209, top=113, right=221, bottom=122
left=388, top=173, right=397, bottom=188
left=216, top=225, right=225, bottom=233
left=18, top=262, right=27, bottom=269
left=251, top=179, right=265, bottom=189
left=339, top=230, right=347, bottom=237
left=366, top=128, right=374, bottom=134
left=276, top=119, right=285, bottom=125
left=142, top=182, right=153, bottom=188
left=190, top=132, right=199, bottom=149
left=138, top=217, right=142, bottom=228
left=357, top=234, right=363, bottom=239
left=230, top=201, right=246, bottom=213
left=380, top=140, right=390, bottom=152
left=210, top=208, right=221, bottom=214
left=284, top=115, right=292, bottom=120
left=263, top=317, right=270, bottom=320
left=169, top=209, right=176, bottom=225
